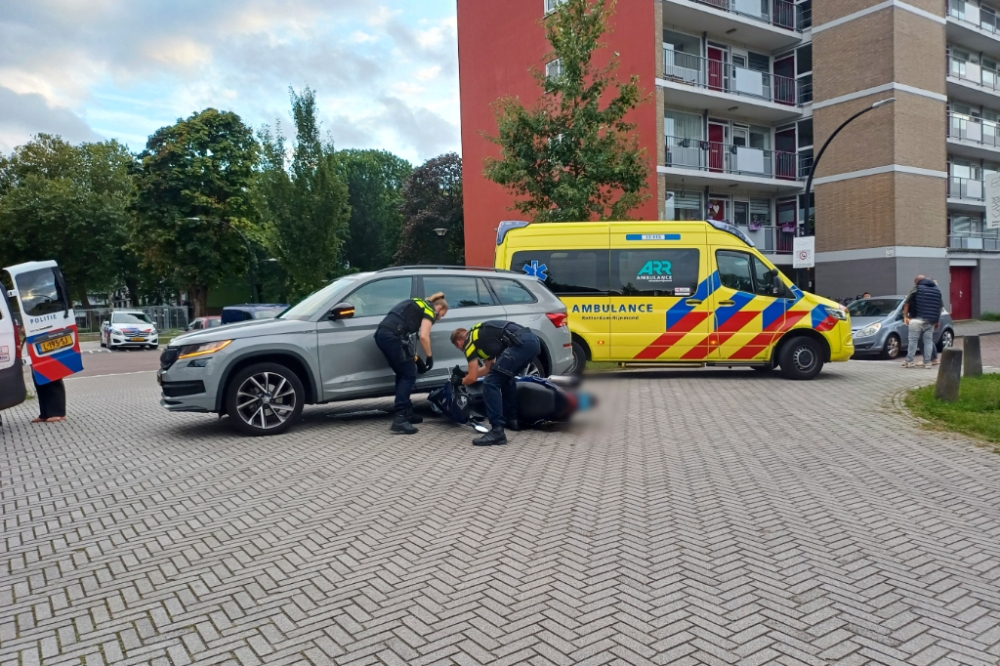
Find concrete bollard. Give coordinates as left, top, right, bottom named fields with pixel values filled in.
left=963, top=335, right=983, bottom=378
left=934, top=348, right=963, bottom=403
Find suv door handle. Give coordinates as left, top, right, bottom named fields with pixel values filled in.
left=718, top=300, right=736, bottom=306
left=685, top=299, right=702, bottom=306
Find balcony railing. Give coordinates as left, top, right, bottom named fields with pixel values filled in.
left=949, top=232, right=1000, bottom=251
left=948, top=55, right=1000, bottom=92
left=665, top=135, right=802, bottom=179
left=948, top=2, right=1000, bottom=34
left=948, top=113, right=1000, bottom=149
left=745, top=225, right=795, bottom=253
left=663, top=50, right=802, bottom=106
left=949, top=176, right=985, bottom=200
left=687, top=0, right=811, bottom=31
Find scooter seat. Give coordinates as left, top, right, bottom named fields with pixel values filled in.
left=516, top=382, right=557, bottom=422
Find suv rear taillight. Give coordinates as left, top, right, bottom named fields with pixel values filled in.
left=546, top=312, right=568, bottom=328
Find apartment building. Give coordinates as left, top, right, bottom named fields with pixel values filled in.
left=457, top=0, right=1000, bottom=317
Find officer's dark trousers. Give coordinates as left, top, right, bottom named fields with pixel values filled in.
left=482, top=332, right=540, bottom=428
left=34, top=377, right=66, bottom=419
left=374, top=328, right=417, bottom=414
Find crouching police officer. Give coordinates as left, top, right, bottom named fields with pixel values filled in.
left=375, top=292, right=448, bottom=434
left=449, top=321, right=540, bottom=446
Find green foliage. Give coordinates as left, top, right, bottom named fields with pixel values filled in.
left=338, top=149, right=412, bottom=271
left=134, top=108, right=259, bottom=316
left=255, top=88, right=351, bottom=301
left=0, top=135, right=136, bottom=306
left=980, top=312, right=1000, bottom=322
left=907, top=374, right=1000, bottom=444
left=483, top=0, right=649, bottom=222
left=395, top=153, right=464, bottom=266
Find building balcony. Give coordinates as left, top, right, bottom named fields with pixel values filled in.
left=660, top=135, right=805, bottom=193
left=949, top=232, right=1000, bottom=251
left=747, top=225, right=796, bottom=254
left=659, top=50, right=808, bottom=123
left=662, top=0, right=809, bottom=51
left=947, top=175, right=987, bottom=211
left=947, top=4, right=1000, bottom=54
left=947, top=113, right=1000, bottom=160
left=947, top=56, right=1000, bottom=107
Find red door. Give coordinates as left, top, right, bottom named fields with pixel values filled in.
left=708, top=123, right=725, bottom=172
left=707, top=47, right=725, bottom=91
left=950, top=266, right=973, bottom=320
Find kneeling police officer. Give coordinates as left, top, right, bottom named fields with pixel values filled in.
left=375, top=292, right=448, bottom=434
left=449, top=321, right=540, bottom=446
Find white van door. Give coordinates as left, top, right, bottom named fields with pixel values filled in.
left=0, top=286, right=27, bottom=413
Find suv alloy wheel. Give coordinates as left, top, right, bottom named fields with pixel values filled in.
left=225, top=362, right=305, bottom=436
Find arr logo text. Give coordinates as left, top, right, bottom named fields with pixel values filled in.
left=638, top=260, right=672, bottom=276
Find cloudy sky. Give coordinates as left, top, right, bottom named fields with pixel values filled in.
left=0, top=0, right=460, bottom=164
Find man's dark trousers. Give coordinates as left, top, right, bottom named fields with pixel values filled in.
left=482, top=332, right=540, bottom=428
left=374, top=328, right=417, bottom=414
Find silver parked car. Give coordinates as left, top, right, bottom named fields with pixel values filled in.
left=849, top=296, right=955, bottom=360
left=157, top=267, right=574, bottom=435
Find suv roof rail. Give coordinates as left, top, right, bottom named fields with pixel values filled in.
left=376, top=265, right=516, bottom=274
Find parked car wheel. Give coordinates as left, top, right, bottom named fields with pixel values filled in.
left=523, top=356, right=545, bottom=378
left=880, top=333, right=901, bottom=360
left=937, top=328, right=954, bottom=352
left=779, top=337, right=824, bottom=380
left=225, top=362, right=304, bottom=436
left=569, top=340, right=587, bottom=375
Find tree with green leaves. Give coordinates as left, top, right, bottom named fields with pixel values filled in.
left=0, top=135, right=136, bottom=307
left=483, top=0, right=649, bottom=222
left=255, top=87, right=351, bottom=301
left=134, top=108, right=259, bottom=317
left=337, top=149, right=411, bottom=271
left=394, top=153, right=464, bottom=266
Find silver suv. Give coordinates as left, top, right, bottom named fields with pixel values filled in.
left=158, top=266, right=574, bottom=435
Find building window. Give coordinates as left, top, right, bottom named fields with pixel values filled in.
left=545, top=0, right=566, bottom=14
left=545, top=59, right=563, bottom=79
left=665, top=192, right=702, bottom=221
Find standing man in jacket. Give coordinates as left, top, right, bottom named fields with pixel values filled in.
left=901, top=275, right=943, bottom=368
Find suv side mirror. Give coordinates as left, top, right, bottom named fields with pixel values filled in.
left=329, top=303, right=356, bottom=320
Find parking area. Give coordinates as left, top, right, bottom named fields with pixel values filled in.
left=2, top=361, right=1000, bottom=665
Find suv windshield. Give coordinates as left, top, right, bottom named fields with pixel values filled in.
left=848, top=298, right=901, bottom=317
left=112, top=312, right=152, bottom=324
left=280, top=276, right=360, bottom=320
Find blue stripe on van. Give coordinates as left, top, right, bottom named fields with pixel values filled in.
left=625, top=234, right=681, bottom=241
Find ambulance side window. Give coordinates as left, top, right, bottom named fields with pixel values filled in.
left=611, top=249, right=700, bottom=297
left=751, top=256, right=792, bottom=299
left=716, top=251, right=755, bottom=294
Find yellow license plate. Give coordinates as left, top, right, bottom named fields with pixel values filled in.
left=38, top=335, right=73, bottom=354
left=130, top=337, right=145, bottom=342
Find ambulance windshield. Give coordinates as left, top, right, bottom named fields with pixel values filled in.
left=13, top=268, right=68, bottom=317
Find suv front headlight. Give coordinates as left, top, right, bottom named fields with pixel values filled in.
left=855, top=322, right=882, bottom=338
left=178, top=340, right=233, bottom=359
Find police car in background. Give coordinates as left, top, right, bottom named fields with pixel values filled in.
left=101, top=310, right=160, bottom=350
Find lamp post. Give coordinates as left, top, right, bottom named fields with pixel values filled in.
left=797, top=97, right=895, bottom=290
left=187, top=217, right=257, bottom=303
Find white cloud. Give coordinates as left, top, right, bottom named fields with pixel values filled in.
left=0, top=0, right=460, bottom=161
left=0, top=85, right=102, bottom=153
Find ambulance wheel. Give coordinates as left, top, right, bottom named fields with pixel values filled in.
left=779, top=337, right=824, bottom=380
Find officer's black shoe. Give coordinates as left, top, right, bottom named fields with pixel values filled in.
left=406, top=409, right=424, bottom=424
left=391, top=413, right=418, bottom=435
left=506, top=419, right=521, bottom=432
left=473, top=427, right=507, bottom=446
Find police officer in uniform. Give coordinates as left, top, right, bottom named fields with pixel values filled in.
left=375, top=292, right=448, bottom=434
left=449, top=321, right=540, bottom=446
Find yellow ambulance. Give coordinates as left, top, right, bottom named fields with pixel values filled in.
left=494, top=220, right=852, bottom=379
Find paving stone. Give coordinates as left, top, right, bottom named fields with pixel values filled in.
left=1, top=364, right=999, bottom=664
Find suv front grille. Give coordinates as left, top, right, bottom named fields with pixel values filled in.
left=160, top=347, right=179, bottom=371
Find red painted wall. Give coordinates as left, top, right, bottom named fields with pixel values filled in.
left=457, top=0, right=660, bottom=267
